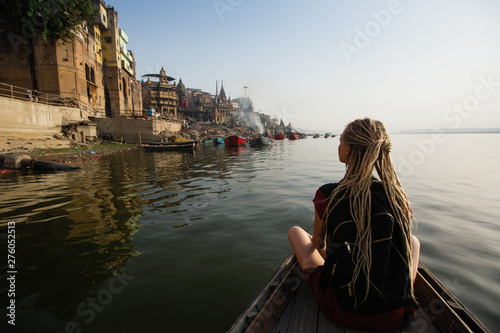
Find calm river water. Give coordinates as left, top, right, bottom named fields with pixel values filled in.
left=0, top=134, right=499, bottom=332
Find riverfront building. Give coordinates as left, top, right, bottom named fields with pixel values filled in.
left=98, top=2, right=142, bottom=117
left=141, top=68, right=179, bottom=118
left=0, top=0, right=141, bottom=118
left=174, top=80, right=234, bottom=124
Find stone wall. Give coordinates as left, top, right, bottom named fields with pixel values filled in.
left=91, top=118, right=182, bottom=143
left=0, top=96, right=87, bottom=134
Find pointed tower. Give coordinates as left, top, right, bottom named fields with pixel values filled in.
left=219, top=80, right=227, bottom=103
left=177, top=78, right=188, bottom=108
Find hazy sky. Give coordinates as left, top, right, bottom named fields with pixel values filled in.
left=116, top=0, right=500, bottom=132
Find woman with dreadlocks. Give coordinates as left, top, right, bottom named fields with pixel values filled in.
left=288, top=118, right=420, bottom=331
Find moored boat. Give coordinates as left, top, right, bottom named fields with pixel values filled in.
left=249, top=136, right=273, bottom=147
left=287, top=133, right=299, bottom=140
left=142, top=142, right=195, bottom=151
left=224, top=135, right=246, bottom=146
left=274, top=134, right=285, bottom=140
left=313, top=134, right=320, bottom=138
left=229, top=253, right=489, bottom=333
left=169, top=136, right=193, bottom=143
left=213, top=137, right=224, bottom=144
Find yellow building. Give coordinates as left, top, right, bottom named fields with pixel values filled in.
left=0, top=0, right=140, bottom=118
left=214, top=83, right=232, bottom=123
left=141, top=68, right=178, bottom=117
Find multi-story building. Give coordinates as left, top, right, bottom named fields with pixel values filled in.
left=214, top=83, right=232, bottom=123
left=141, top=67, right=178, bottom=118
left=0, top=0, right=140, bottom=118
left=100, top=3, right=141, bottom=118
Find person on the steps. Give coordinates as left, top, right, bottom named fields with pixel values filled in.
left=288, top=118, right=420, bottom=331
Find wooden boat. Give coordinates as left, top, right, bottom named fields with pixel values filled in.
left=225, top=135, right=246, bottom=146
left=274, top=134, right=285, bottom=140
left=287, top=133, right=300, bottom=140
left=249, top=136, right=273, bottom=148
left=213, top=137, right=225, bottom=144
left=229, top=253, right=489, bottom=333
left=169, top=136, right=192, bottom=143
left=142, top=142, right=195, bottom=151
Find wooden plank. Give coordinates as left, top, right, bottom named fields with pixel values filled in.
left=285, top=282, right=319, bottom=332
left=417, top=264, right=490, bottom=333
left=402, top=307, right=441, bottom=333
left=317, top=309, right=345, bottom=333
left=270, top=293, right=295, bottom=333
left=244, top=259, right=303, bottom=333
left=344, top=328, right=374, bottom=333
left=414, top=265, right=474, bottom=332
left=229, top=254, right=299, bottom=333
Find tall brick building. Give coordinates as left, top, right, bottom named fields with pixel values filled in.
left=0, top=0, right=141, bottom=118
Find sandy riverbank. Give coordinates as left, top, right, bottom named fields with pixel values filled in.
left=0, top=132, right=138, bottom=165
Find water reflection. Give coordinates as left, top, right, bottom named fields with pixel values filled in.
left=139, top=145, right=257, bottom=228
left=0, top=152, right=143, bottom=324
left=0, top=142, right=301, bottom=331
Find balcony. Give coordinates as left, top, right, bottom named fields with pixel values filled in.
left=121, top=60, right=134, bottom=75
left=119, top=29, right=128, bottom=43
left=94, top=4, right=108, bottom=29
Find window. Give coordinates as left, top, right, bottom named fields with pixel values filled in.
left=85, top=64, right=90, bottom=81
left=105, top=37, right=112, bottom=43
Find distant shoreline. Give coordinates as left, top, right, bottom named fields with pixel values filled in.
left=297, top=128, right=500, bottom=135
left=396, top=128, right=500, bottom=134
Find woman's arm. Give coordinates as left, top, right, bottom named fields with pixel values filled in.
left=312, top=210, right=327, bottom=259
left=411, top=235, right=420, bottom=282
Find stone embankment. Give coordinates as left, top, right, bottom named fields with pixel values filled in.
left=0, top=122, right=257, bottom=168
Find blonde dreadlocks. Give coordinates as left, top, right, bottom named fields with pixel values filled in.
left=322, top=118, right=415, bottom=304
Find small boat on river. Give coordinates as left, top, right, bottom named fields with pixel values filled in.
left=229, top=253, right=489, bottom=333
left=313, top=134, right=320, bottom=138
left=142, top=142, right=195, bottom=151
left=168, top=136, right=194, bottom=143
left=224, top=135, right=246, bottom=146
left=287, top=133, right=299, bottom=140
left=249, top=136, right=273, bottom=148
left=213, top=137, right=224, bottom=144
left=274, top=134, right=285, bottom=140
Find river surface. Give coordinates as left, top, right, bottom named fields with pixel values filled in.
left=0, top=134, right=499, bottom=332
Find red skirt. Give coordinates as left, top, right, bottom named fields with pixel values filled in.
left=303, top=266, right=415, bottom=331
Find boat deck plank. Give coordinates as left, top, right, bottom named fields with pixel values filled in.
left=270, top=279, right=441, bottom=333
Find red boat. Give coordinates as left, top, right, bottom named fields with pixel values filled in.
left=274, top=134, right=285, bottom=140
left=287, top=133, right=299, bottom=140
left=224, top=135, right=246, bottom=146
